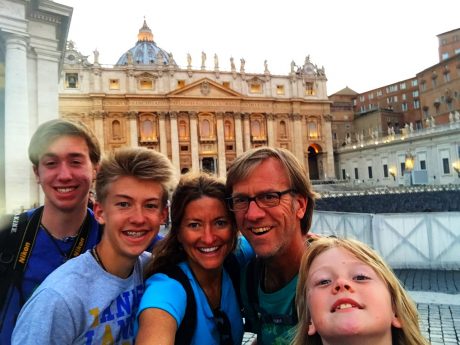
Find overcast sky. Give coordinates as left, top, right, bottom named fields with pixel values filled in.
left=58, top=0, right=459, bottom=95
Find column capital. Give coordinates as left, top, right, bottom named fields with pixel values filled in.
left=216, top=111, right=224, bottom=119
left=189, top=111, right=198, bottom=120
left=169, top=111, right=178, bottom=119
left=126, top=111, right=137, bottom=120
left=291, top=113, right=302, bottom=121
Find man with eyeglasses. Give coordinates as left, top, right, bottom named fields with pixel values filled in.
left=226, top=147, right=318, bottom=345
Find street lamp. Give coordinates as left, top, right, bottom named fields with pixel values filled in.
left=389, top=167, right=396, bottom=181
left=453, top=161, right=460, bottom=178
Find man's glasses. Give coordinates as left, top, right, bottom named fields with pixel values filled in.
left=227, top=189, right=296, bottom=212
left=214, top=309, right=233, bottom=345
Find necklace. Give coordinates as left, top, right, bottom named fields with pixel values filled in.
left=91, top=246, right=107, bottom=272
left=41, top=223, right=72, bottom=263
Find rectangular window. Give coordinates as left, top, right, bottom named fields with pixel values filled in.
left=411, top=79, right=418, bottom=87
left=383, top=164, right=389, bottom=178
left=377, top=90, right=383, bottom=96
left=441, top=52, right=449, bottom=60
left=276, top=85, right=285, bottom=95
left=401, top=103, right=408, bottom=111
left=413, top=99, right=420, bottom=109
left=342, top=169, right=346, bottom=180
left=139, top=79, right=153, bottom=90
left=109, top=79, right=120, bottom=90
left=402, top=93, right=407, bottom=100
left=420, top=82, right=427, bottom=91
left=368, top=166, right=373, bottom=179
left=177, top=80, right=186, bottom=88
left=65, top=73, right=78, bottom=88
left=400, top=83, right=406, bottom=90
left=400, top=162, right=405, bottom=175
left=412, top=90, right=419, bottom=97
left=354, top=168, right=359, bottom=180
left=420, top=160, right=426, bottom=170
left=250, top=83, right=262, bottom=93
left=443, top=158, right=450, bottom=174
left=444, top=72, right=451, bottom=82
left=432, top=78, right=437, bottom=88
left=305, top=82, right=315, bottom=95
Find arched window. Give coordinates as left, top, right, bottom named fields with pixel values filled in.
left=279, top=120, right=287, bottom=138
left=142, top=120, right=153, bottom=139
left=224, top=120, right=232, bottom=139
left=201, top=119, right=210, bottom=138
left=252, top=120, right=261, bottom=137
left=179, top=120, right=187, bottom=139
left=112, top=120, right=121, bottom=139
left=308, top=121, right=318, bottom=139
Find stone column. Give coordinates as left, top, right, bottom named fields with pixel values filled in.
left=169, top=112, right=180, bottom=169
left=159, top=112, right=168, bottom=156
left=266, top=113, right=275, bottom=146
left=93, top=111, right=106, bottom=153
left=322, top=115, right=335, bottom=179
left=189, top=112, right=199, bottom=173
left=127, top=111, right=138, bottom=147
left=292, top=113, right=305, bottom=165
left=243, top=113, right=251, bottom=151
left=93, top=68, right=102, bottom=93
left=4, top=34, right=32, bottom=212
left=34, top=48, right=61, bottom=124
left=234, top=112, right=244, bottom=156
left=216, top=112, right=227, bottom=178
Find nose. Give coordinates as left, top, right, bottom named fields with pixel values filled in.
left=129, top=206, right=146, bottom=225
left=245, top=199, right=266, bottom=221
left=57, top=163, right=72, bottom=180
left=332, top=278, right=354, bottom=294
left=201, top=224, right=216, bottom=244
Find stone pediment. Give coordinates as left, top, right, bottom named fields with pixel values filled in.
left=168, top=78, right=242, bottom=98
left=135, top=72, right=158, bottom=80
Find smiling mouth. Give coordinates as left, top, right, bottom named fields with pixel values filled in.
left=331, top=303, right=362, bottom=313
left=123, top=231, right=148, bottom=238
left=56, top=187, right=76, bottom=193
left=249, top=226, right=271, bottom=235
left=198, top=246, right=220, bottom=253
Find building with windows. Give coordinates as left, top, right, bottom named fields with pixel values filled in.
left=331, top=28, right=460, bottom=186
left=0, top=0, right=72, bottom=213
left=59, top=20, right=334, bottom=180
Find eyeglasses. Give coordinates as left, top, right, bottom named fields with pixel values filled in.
left=214, top=309, right=233, bottom=345
left=227, top=189, right=296, bottom=212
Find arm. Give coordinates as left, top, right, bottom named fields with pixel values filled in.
left=136, top=308, right=177, bottom=345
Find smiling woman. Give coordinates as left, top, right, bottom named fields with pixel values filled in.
left=135, top=173, right=254, bottom=345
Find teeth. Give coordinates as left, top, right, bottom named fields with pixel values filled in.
left=125, top=231, right=146, bottom=238
left=199, top=246, right=219, bottom=253
left=57, top=187, right=75, bottom=193
left=336, top=303, right=354, bottom=310
left=251, top=226, right=270, bottom=234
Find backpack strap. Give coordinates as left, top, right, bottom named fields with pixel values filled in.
left=0, top=208, right=38, bottom=313
left=160, top=266, right=197, bottom=345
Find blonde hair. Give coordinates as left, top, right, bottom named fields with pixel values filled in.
left=292, top=237, right=429, bottom=345
left=95, top=147, right=176, bottom=206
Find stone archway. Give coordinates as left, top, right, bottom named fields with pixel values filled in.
left=307, top=144, right=322, bottom=180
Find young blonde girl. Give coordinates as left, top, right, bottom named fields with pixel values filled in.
left=292, top=237, right=429, bottom=345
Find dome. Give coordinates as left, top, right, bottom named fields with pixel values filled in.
left=116, top=19, right=172, bottom=66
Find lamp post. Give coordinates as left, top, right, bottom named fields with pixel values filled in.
left=453, top=161, right=460, bottom=178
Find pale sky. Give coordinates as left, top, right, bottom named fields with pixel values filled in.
left=58, top=0, right=459, bottom=95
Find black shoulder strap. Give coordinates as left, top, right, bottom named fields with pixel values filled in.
left=160, top=266, right=197, bottom=345
left=0, top=209, right=33, bottom=313
left=223, top=253, right=242, bottom=308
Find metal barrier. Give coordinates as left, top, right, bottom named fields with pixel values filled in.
left=312, top=211, right=460, bottom=269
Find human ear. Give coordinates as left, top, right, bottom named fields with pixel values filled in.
left=307, top=318, right=317, bottom=336
left=33, top=166, right=40, bottom=184
left=295, top=195, right=307, bottom=220
left=391, top=314, right=402, bottom=328
left=93, top=202, right=106, bottom=225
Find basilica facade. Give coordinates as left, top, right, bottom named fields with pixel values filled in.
left=59, top=20, right=334, bottom=179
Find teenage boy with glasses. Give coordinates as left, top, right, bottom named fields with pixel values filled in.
left=226, top=147, right=318, bottom=345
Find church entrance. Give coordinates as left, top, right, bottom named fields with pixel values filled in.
left=307, top=145, right=321, bottom=180
left=201, top=157, right=216, bottom=174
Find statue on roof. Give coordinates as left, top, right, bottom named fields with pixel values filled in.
left=214, top=53, right=219, bottom=69
left=264, top=60, right=269, bottom=73
left=93, top=49, right=99, bottom=64
left=187, top=53, right=192, bottom=68
left=230, top=57, right=235, bottom=71
left=201, top=51, right=206, bottom=69
left=240, top=58, right=245, bottom=72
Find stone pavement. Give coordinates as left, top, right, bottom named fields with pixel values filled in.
left=242, top=269, right=460, bottom=344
